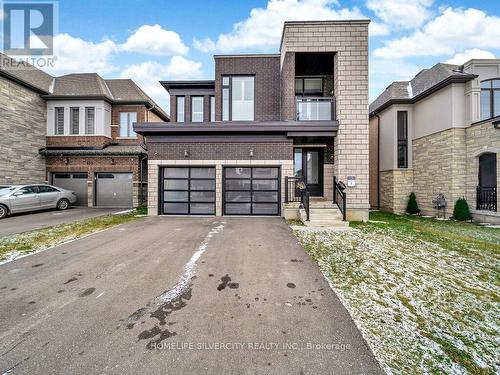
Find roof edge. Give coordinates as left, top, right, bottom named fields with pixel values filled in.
left=0, top=69, right=50, bottom=94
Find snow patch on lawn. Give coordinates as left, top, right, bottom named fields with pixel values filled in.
left=160, top=221, right=225, bottom=304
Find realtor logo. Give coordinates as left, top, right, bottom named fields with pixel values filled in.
left=1, top=0, right=58, bottom=55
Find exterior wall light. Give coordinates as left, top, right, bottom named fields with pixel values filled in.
left=493, top=119, right=500, bottom=129
left=184, top=149, right=189, bottom=158
left=249, top=149, right=254, bottom=157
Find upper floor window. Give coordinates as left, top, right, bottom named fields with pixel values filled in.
left=85, top=107, right=95, bottom=135
left=295, top=77, right=323, bottom=96
left=210, top=96, right=215, bottom=122
left=55, top=107, right=64, bottom=135
left=176, top=96, right=185, bottom=122
left=120, top=112, right=137, bottom=137
left=222, top=76, right=254, bottom=121
left=191, top=96, right=204, bottom=122
left=70, top=107, right=79, bottom=135
left=480, top=79, right=500, bottom=120
left=397, top=111, right=408, bottom=168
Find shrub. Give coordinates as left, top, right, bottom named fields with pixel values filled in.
left=453, top=197, right=472, bottom=221
left=406, top=192, right=420, bottom=214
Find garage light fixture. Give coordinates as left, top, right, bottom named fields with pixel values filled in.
left=493, top=119, right=500, bottom=129
left=184, top=149, right=189, bottom=158
left=249, top=149, right=254, bottom=157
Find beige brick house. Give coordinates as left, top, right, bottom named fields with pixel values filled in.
left=369, top=60, right=500, bottom=223
left=135, top=20, right=370, bottom=223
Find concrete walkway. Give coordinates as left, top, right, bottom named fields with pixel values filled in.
left=0, top=217, right=382, bottom=374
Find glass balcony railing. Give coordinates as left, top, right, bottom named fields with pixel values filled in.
left=296, top=96, right=336, bottom=121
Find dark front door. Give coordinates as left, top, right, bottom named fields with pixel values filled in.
left=477, top=153, right=497, bottom=211
left=294, top=148, right=324, bottom=197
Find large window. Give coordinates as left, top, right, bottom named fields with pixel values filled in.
left=221, top=76, right=254, bottom=121
left=295, top=77, right=323, bottom=96
left=85, top=107, right=95, bottom=135
left=191, top=96, right=204, bottom=122
left=481, top=79, right=500, bottom=120
left=55, top=107, right=64, bottom=135
left=70, top=107, right=79, bottom=135
left=397, top=111, right=408, bottom=168
left=176, top=96, right=185, bottom=122
left=120, top=112, right=137, bottom=137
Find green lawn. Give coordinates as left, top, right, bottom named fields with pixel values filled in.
left=293, top=211, right=500, bottom=374
left=0, top=208, right=147, bottom=262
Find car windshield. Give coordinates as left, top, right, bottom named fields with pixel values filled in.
left=0, top=187, right=16, bottom=196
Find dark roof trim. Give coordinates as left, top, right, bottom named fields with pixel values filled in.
left=147, top=135, right=291, bottom=143
left=470, top=115, right=500, bottom=127
left=134, top=120, right=339, bottom=136
left=39, top=146, right=147, bottom=156
left=214, top=54, right=280, bottom=59
left=0, top=69, right=50, bottom=94
left=160, top=80, right=215, bottom=91
left=41, top=94, right=114, bottom=103
left=369, top=75, right=477, bottom=117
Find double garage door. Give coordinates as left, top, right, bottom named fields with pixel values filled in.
left=160, top=166, right=280, bottom=216
left=52, top=172, right=133, bottom=208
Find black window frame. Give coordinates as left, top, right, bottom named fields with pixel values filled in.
left=295, top=76, right=324, bottom=97
left=209, top=95, right=215, bottom=122
left=176, top=96, right=185, bottom=123
left=480, top=79, right=500, bottom=120
left=190, top=96, right=204, bottom=123
left=221, top=75, right=255, bottom=121
left=397, top=111, right=408, bottom=169
left=54, top=107, right=65, bottom=135
left=70, top=107, right=79, bottom=135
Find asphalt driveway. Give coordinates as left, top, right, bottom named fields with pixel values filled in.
left=0, top=217, right=382, bottom=374
left=0, top=208, right=122, bottom=237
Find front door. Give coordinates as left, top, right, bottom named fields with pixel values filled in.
left=294, top=148, right=324, bottom=196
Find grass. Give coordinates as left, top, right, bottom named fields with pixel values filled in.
left=293, top=211, right=500, bottom=374
left=0, top=207, right=147, bottom=262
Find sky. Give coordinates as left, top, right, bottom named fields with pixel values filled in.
left=4, top=0, right=500, bottom=112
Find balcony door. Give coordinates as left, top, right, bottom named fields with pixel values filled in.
left=294, top=148, right=324, bottom=197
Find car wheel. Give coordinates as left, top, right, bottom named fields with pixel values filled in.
left=0, top=204, right=8, bottom=219
left=57, top=199, right=70, bottom=210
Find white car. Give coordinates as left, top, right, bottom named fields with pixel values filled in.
left=0, top=184, right=78, bottom=219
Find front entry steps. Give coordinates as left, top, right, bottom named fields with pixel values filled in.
left=305, top=198, right=348, bottom=228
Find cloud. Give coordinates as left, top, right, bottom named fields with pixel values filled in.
left=44, top=33, right=118, bottom=76
left=373, top=7, right=500, bottom=59
left=366, top=0, right=433, bottom=29
left=119, top=57, right=203, bottom=111
left=193, top=0, right=374, bottom=53
left=120, top=24, right=189, bottom=56
left=445, top=49, right=496, bottom=65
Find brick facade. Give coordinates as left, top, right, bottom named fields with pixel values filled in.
left=215, top=55, right=281, bottom=122
left=0, top=77, right=46, bottom=184
left=281, top=21, right=370, bottom=221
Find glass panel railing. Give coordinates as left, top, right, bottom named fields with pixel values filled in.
left=296, top=97, right=335, bottom=120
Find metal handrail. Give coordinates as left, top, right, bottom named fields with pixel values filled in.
left=285, top=176, right=305, bottom=203
left=476, top=186, right=497, bottom=212
left=333, top=176, right=347, bottom=221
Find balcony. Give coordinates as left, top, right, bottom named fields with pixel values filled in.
left=296, top=97, right=336, bottom=121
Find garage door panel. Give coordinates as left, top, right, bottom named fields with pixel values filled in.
left=161, top=167, right=215, bottom=215
left=52, top=172, right=88, bottom=207
left=223, top=167, right=280, bottom=216
left=96, top=173, right=133, bottom=208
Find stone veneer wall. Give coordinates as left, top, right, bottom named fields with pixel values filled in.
left=413, top=128, right=467, bottom=216
left=281, top=21, right=370, bottom=221
left=379, top=170, right=414, bottom=213
left=0, top=77, right=46, bottom=184
left=465, top=121, right=500, bottom=217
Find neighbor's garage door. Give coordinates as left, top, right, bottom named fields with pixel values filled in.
left=52, top=172, right=88, bottom=206
left=223, top=167, right=280, bottom=216
left=161, top=167, right=216, bottom=215
left=95, top=173, right=133, bottom=208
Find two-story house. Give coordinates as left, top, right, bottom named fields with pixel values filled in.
left=134, top=20, right=370, bottom=223
left=369, top=60, right=500, bottom=223
left=0, top=54, right=169, bottom=208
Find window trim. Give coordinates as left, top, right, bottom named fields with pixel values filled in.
left=190, top=96, right=204, bottom=123
left=210, top=95, right=215, bottom=122
left=176, top=96, right=185, bottom=122
left=221, top=75, right=255, bottom=121
left=480, top=78, right=500, bottom=120
left=295, top=76, right=324, bottom=97
left=119, top=111, right=138, bottom=137
left=397, top=111, right=408, bottom=169
left=54, top=107, right=65, bottom=135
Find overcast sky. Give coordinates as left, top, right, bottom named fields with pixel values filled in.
left=4, top=0, right=499, bottom=112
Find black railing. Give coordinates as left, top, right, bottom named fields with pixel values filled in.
left=284, top=176, right=310, bottom=221
left=333, top=176, right=347, bottom=221
left=476, top=186, right=497, bottom=212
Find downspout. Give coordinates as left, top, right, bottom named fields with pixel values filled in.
left=375, top=114, right=381, bottom=209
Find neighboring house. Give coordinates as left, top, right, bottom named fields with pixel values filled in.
left=0, top=54, right=169, bottom=208
left=369, top=60, right=500, bottom=223
left=135, top=20, right=370, bottom=221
